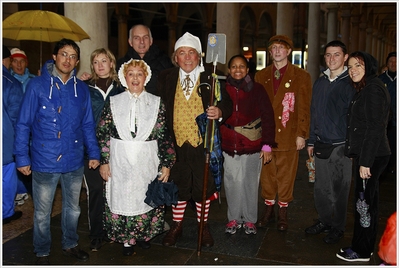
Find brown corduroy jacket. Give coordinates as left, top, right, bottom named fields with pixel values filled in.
left=255, top=61, right=312, bottom=151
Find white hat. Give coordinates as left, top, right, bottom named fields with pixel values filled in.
left=10, top=48, right=27, bottom=60
left=118, top=59, right=152, bottom=89
left=174, top=32, right=204, bottom=72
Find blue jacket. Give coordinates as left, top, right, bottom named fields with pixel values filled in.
left=85, top=79, right=124, bottom=125
left=308, top=68, right=356, bottom=145
left=14, top=59, right=100, bottom=173
left=3, top=65, right=23, bottom=165
left=10, top=68, right=35, bottom=93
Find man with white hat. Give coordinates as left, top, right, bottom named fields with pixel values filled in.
left=156, top=32, right=232, bottom=247
left=10, top=48, right=36, bottom=93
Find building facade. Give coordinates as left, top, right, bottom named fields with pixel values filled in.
left=3, top=2, right=397, bottom=83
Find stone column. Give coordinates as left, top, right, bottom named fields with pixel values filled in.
left=340, top=5, right=351, bottom=48
left=371, top=31, right=378, bottom=58
left=326, top=4, right=339, bottom=42
left=64, top=3, right=108, bottom=77
left=350, top=16, right=360, bottom=53
left=358, top=22, right=367, bottom=51
left=166, top=22, right=178, bottom=57
left=307, top=3, right=321, bottom=84
left=115, top=3, right=129, bottom=59
left=276, top=3, right=293, bottom=37
left=217, top=3, right=240, bottom=74
left=365, top=27, right=373, bottom=54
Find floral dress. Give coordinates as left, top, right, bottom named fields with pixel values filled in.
left=97, top=99, right=176, bottom=245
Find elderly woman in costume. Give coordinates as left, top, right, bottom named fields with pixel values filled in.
left=97, top=59, right=176, bottom=256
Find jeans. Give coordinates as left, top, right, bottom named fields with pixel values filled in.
left=32, top=167, right=84, bottom=257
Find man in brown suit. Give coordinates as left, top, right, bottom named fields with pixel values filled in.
left=254, top=35, right=312, bottom=231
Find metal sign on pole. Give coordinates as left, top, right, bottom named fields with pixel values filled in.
left=197, top=33, right=226, bottom=257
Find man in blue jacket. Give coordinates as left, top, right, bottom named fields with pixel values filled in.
left=2, top=45, right=24, bottom=224
left=14, top=39, right=100, bottom=265
left=305, top=40, right=355, bottom=244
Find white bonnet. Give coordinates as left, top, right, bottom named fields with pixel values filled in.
left=117, top=59, right=152, bottom=89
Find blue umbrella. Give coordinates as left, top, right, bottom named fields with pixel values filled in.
left=195, top=111, right=223, bottom=192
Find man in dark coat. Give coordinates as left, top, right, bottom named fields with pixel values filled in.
left=116, top=24, right=173, bottom=95
left=156, top=32, right=232, bottom=248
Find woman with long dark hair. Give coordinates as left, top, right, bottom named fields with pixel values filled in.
left=336, top=51, right=391, bottom=262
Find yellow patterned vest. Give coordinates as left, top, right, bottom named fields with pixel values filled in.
left=173, top=78, right=203, bottom=147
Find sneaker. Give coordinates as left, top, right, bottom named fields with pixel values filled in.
left=336, top=247, right=371, bottom=262
left=323, top=228, right=343, bottom=244
left=36, top=256, right=50, bottom=265
left=244, top=222, right=257, bottom=235
left=305, top=220, right=331, bottom=234
left=15, top=193, right=29, bottom=206
left=225, top=220, right=242, bottom=234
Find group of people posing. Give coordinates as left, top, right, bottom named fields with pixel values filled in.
left=3, top=23, right=395, bottom=265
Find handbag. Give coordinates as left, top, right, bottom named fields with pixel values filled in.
left=314, top=141, right=337, bottom=159
left=234, top=117, right=262, bottom=141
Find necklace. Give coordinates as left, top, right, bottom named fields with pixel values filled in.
left=274, top=69, right=281, bottom=80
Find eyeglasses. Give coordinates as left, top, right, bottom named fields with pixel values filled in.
left=58, top=51, right=77, bottom=61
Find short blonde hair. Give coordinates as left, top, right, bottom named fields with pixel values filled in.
left=123, top=59, right=149, bottom=78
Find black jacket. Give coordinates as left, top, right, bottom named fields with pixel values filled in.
left=117, top=45, right=173, bottom=95
left=309, top=69, right=355, bottom=145
left=345, top=52, right=391, bottom=167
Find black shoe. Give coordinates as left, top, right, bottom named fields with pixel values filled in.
left=136, top=240, right=151, bottom=249
left=305, top=220, right=331, bottom=234
left=63, top=246, right=89, bottom=261
left=123, top=245, right=135, bottom=256
left=35, top=256, right=50, bottom=265
left=90, top=238, right=103, bottom=251
left=3, top=211, right=22, bottom=224
left=323, top=228, right=344, bottom=244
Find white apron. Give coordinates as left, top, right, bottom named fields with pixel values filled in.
left=106, top=91, right=160, bottom=216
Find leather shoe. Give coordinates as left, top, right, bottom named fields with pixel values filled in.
left=277, top=207, right=288, bottom=231
left=256, top=204, right=275, bottom=228
left=162, top=221, right=183, bottom=246
left=136, top=240, right=151, bottom=249
left=36, top=256, right=50, bottom=265
left=323, top=228, right=343, bottom=244
left=3, top=211, right=22, bottom=224
left=123, top=245, right=135, bottom=256
left=305, top=220, right=331, bottom=234
left=62, top=246, right=89, bottom=261
left=200, top=222, right=214, bottom=247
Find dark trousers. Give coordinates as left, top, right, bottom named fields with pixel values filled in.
left=314, top=145, right=352, bottom=231
left=351, top=155, right=390, bottom=256
left=84, top=160, right=105, bottom=240
left=170, top=143, right=216, bottom=202
left=387, top=124, right=396, bottom=167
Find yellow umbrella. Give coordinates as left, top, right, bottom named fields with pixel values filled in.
left=3, top=10, right=90, bottom=68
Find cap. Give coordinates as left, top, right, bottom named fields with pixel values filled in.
left=174, top=32, right=204, bottom=72
left=268, top=35, right=294, bottom=50
left=10, top=48, right=28, bottom=60
left=3, top=45, right=11, bottom=59
left=386, top=52, right=396, bottom=64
